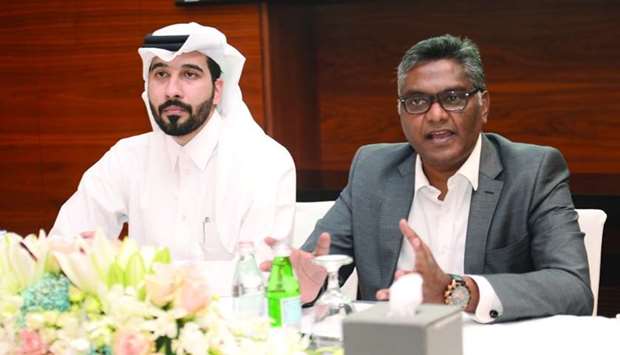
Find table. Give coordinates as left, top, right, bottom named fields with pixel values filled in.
left=463, top=313, right=619, bottom=355
left=302, top=303, right=620, bottom=355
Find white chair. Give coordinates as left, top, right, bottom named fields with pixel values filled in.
left=575, top=209, right=607, bottom=315
left=293, top=201, right=359, bottom=299
left=292, top=201, right=335, bottom=248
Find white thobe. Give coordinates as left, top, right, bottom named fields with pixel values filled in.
left=50, top=111, right=296, bottom=295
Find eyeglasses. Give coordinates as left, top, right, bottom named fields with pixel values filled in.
left=398, top=88, right=482, bottom=115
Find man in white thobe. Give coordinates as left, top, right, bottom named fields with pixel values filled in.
left=50, top=23, right=296, bottom=295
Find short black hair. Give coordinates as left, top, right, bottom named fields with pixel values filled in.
left=397, top=34, right=486, bottom=92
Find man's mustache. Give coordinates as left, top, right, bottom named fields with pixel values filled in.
left=158, top=100, right=193, bottom=115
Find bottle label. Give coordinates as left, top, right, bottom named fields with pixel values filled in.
left=234, top=292, right=265, bottom=318
left=279, top=296, right=302, bottom=327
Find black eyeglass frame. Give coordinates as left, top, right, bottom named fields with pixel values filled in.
left=398, top=88, right=483, bottom=115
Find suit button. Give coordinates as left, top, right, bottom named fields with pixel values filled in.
left=490, top=310, right=499, bottom=319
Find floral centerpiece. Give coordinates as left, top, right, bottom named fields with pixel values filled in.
left=0, top=231, right=310, bottom=355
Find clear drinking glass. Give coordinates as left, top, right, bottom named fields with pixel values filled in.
left=311, top=254, right=355, bottom=347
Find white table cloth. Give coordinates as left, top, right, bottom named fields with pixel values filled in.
left=301, top=303, right=620, bottom=354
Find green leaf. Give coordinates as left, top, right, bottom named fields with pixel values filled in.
left=106, top=261, right=124, bottom=288
left=124, top=252, right=145, bottom=289
left=152, top=248, right=171, bottom=266
left=155, top=336, right=174, bottom=355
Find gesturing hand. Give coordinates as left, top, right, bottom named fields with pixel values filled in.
left=260, top=233, right=331, bottom=303
left=376, top=219, right=451, bottom=303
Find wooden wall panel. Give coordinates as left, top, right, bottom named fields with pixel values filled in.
left=269, top=0, right=620, bottom=191
left=263, top=3, right=620, bottom=196
left=0, top=0, right=264, bottom=235
left=263, top=3, right=320, bottom=172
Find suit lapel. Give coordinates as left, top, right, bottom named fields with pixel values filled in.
left=464, top=135, right=504, bottom=274
left=379, top=150, right=415, bottom=285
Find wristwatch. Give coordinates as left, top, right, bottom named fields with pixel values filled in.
left=443, top=274, right=470, bottom=309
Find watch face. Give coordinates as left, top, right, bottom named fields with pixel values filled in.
left=450, top=285, right=470, bottom=308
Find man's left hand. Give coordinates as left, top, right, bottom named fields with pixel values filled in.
left=376, top=219, right=451, bottom=303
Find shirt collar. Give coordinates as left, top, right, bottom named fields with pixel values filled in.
left=414, top=133, right=482, bottom=192
left=164, top=110, right=222, bottom=171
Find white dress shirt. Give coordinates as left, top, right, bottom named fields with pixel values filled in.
left=50, top=111, right=296, bottom=295
left=397, top=134, right=503, bottom=323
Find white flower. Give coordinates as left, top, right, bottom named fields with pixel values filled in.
left=69, top=338, right=92, bottom=353
left=48, top=337, right=90, bottom=355
left=84, top=317, right=115, bottom=346
left=0, top=292, right=22, bottom=319
left=177, top=322, right=209, bottom=355
left=117, top=238, right=140, bottom=269
left=143, top=309, right=178, bottom=339
left=0, top=342, right=11, bottom=355
left=57, top=312, right=80, bottom=334
left=263, top=328, right=310, bottom=355
left=0, top=232, right=41, bottom=293
left=0, top=323, right=16, bottom=353
left=51, top=315, right=92, bottom=355
left=205, top=319, right=238, bottom=353
left=227, top=316, right=270, bottom=340
left=25, top=312, right=47, bottom=329
left=53, top=237, right=106, bottom=297
left=88, top=229, right=119, bottom=281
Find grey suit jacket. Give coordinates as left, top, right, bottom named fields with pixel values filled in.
left=301, top=133, right=593, bottom=322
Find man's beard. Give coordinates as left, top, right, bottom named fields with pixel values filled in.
left=150, top=92, right=215, bottom=137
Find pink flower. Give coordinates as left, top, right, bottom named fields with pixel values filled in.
left=16, top=330, right=48, bottom=355
left=174, top=267, right=211, bottom=314
left=113, top=330, right=152, bottom=355
left=176, top=275, right=210, bottom=314
left=145, top=263, right=179, bottom=306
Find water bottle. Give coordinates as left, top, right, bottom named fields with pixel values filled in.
left=232, top=241, right=265, bottom=318
left=266, top=242, right=302, bottom=328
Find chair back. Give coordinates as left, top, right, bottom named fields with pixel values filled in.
left=576, top=209, right=607, bottom=315
left=293, top=201, right=335, bottom=247
left=293, top=201, right=358, bottom=299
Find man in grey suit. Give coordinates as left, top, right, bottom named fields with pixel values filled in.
left=265, top=34, right=593, bottom=322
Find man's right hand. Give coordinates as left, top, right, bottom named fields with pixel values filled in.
left=260, top=233, right=331, bottom=303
